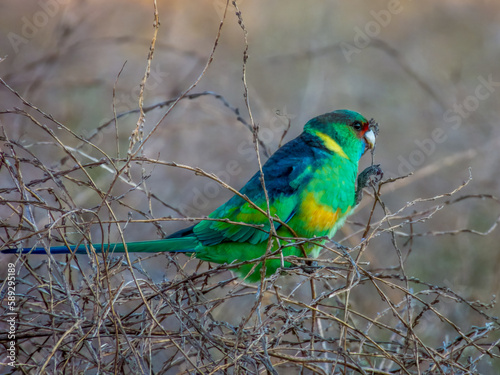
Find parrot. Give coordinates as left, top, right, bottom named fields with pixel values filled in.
left=2, top=109, right=382, bottom=282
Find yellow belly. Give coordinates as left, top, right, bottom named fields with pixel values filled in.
left=300, top=192, right=347, bottom=234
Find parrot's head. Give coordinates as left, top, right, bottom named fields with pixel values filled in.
left=304, top=109, right=378, bottom=160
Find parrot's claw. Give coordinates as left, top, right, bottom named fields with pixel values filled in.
left=358, top=164, right=383, bottom=188
left=355, top=164, right=383, bottom=205
left=283, top=260, right=323, bottom=275
left=299, top=260, right=322, bottom=274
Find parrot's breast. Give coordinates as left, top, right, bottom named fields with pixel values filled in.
left=297, top=192, right=346, bottom=234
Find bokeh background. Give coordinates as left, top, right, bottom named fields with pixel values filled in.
left=1, top=0, right=499, bottom=373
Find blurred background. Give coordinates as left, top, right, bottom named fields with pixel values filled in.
left=1, top=0, right=499, bottom=372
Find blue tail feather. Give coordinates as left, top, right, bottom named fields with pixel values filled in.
left=2, top=237, right=199, bottom=255
left=3, top=245, right=91, bottom=255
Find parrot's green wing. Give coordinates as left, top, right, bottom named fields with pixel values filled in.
left=168, top=138, right=316, bottom=247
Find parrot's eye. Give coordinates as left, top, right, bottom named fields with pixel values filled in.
left=352, top=121, right=363, bottom=131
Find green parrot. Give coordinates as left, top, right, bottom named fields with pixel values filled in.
left=3, top=110, right=381, bottom=281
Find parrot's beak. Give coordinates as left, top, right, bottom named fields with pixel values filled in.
left=363, top=129, right=376, bottom=151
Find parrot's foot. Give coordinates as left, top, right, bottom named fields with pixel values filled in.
left=355, top=164, right=383, bottom=205
left=283, top=260, right=323, bottom=275
left=300, top=260, right=322, bottom=274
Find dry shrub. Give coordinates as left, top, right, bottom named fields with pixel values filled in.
left=1, top=2, right=499, bottom=374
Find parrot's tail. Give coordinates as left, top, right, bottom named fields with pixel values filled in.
left=1, top=237, right=198, bottom=255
